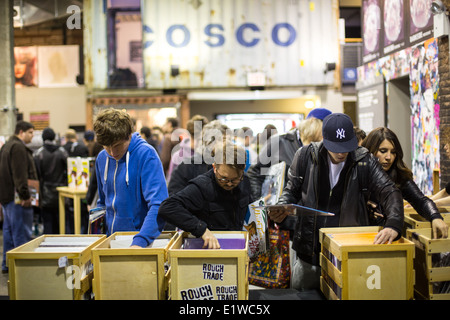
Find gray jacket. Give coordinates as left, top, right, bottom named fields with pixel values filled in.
left=247, top=129, right=302, bottom=200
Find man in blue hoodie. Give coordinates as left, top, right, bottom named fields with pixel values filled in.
left=93, top=108, right=168, bottom=248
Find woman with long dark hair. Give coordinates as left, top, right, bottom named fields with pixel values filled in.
left=362, top=127, right=448, bottom=238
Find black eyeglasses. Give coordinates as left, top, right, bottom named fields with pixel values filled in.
left=215, top=171, right=244, bottom=184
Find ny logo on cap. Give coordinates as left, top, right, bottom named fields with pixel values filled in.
left=336, top=128, right=345, bottom=139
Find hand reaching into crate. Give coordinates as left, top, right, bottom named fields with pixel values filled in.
left=432, top=218, right=449, bottom=239
left=201, top=228, right=221, bottom=249
left=373, top=227, right=398, bottom=244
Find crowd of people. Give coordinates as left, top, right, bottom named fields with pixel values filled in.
left=0, top=107, right=448, bottom=293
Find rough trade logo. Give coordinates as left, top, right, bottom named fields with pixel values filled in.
left=336, top=128, right=345, bottom=140
left=180, top=284, right=214, bottom=300
left=202, top=263, right=224, bottom=281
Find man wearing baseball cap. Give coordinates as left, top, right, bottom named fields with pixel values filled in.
left=270, top=113, right=404, bottom=291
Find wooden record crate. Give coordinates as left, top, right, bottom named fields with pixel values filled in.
left=7, top=234, right=106, bottom=300
left=168, top=231, right=249, bottom=300
left=406, top=228, right=450, bottom=300
left=91, top=231, right=179, bottom=300
left=319, top=226, right=415, bottom=300
left=403, top=207, right=450, bottom=235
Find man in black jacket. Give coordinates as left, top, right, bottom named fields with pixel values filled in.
left=0, top=121, right=37, bottom=273
left=34, top=127, right=68, bottom=234
left=270, top=113, right=404, bottom=290
left=158, top=140, right=252, bottom=249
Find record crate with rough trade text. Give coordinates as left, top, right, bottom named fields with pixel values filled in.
left=168, top=231, right=249, bottom=300
left=403, top=207, right=450, bottom=235
left=319, top=226, right=415, bottom=300
left=406, top=228, right=450, bottom=300
left=7, top=234, right=106, bottom=300
left=91, top=231, right=179, bottom=300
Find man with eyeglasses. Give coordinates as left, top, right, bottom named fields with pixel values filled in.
left=158, top=140, right=252, bottom=249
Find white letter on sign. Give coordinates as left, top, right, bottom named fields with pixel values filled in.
left=366, top=265, right=381, bottom=289
left=66, top=265, right=81, bottom=290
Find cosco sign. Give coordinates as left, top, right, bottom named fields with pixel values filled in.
left=143, top=23, right=297, bottom=48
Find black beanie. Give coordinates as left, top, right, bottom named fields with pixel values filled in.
left=42, top=127, right=56, bottom=141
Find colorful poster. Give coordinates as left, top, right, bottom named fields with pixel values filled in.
left=358, top=38, right=439, bottom=194
left=362, top=0, right=382, bottom=63
left=30, top=112, right=49, bottom=130
left=14, top=46, right=37, bottom=88
left=408, top=0, right=434, bottom=45
left=382, top=0, right=407, bottom=55
left=409, top=38, right=439, bottom=195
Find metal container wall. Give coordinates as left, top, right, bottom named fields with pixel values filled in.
left=85, top=0, right=339, bottom=89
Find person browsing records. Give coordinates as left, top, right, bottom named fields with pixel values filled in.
left=158, top=140, right=252, bottom=249
left=270, top=113, right=404, bottom=290
left=94, top=108, right=168, bottom=248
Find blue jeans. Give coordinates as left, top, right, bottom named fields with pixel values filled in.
left=2, top=201, right=33, bottom=271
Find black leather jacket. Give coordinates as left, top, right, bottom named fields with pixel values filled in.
left=159, top=169, right=252, bottom=237
left=278, top=142, right=404, bottom=265
left=400, top=179, right=443, bottom=221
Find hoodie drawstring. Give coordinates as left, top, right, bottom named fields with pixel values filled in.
left=125, top=151, right=129, bottom=186
left=104, top=157, right=109, bottom=182
left=103, top=151, right=130, bottom=185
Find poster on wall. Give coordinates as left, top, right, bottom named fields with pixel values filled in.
left=30, top=112, right=50, bottom=131
left=409, top=38, right=439, bottom=195
left=37, top=45, right=79, bottom=87
left=362, top=0, right=382, bottom=63
left=382, top=0, right=407, bottom=55
left=363, top=0, right=434, bottom=61
left=407, top=0, right=434, bottom=46
left=14, top=46, right=38, bottom=88
left=356, top=75, right=386, bottom=133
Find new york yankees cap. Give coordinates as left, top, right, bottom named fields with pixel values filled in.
left=322, top=113, right=358, bottom=153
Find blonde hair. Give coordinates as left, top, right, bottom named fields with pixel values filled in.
left=65, top=129, right=77, bottom=140
left=298, top=117, right=323, bottom=145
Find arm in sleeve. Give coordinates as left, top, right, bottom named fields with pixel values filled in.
left=95, top=156, right=106, bottom=208
left=401, top=179, right=443, bottom=221
left=158, top=184, right=208, bottom=238
left=11, top=144, right=31, bottom=200
left=133, top=155, right=169, bottom=247
left=277, top=147, right=305, bottom=206
left=367, top=155, right=404, bottom=237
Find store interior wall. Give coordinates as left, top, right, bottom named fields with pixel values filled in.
left=14, top=85, right=345, bottom=137
left=387, top=77, right=412, bottom=169
left=15, top=86, right=86, bottom=135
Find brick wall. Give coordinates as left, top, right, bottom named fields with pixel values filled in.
left=438, top=1, right=450, bottom=189
left=14, top=16, right=82, bottom=47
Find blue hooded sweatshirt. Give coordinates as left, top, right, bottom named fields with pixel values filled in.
left=96, top=132, right=168, bottom=247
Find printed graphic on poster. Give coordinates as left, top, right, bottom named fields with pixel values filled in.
left=30, top=112, right=50, bottom=131
left=362, top=0, right=382, bottom=63
left=409, top=38, right=439, bottom=195
left=14, top=46, right=37, bottom=88
left=37, top=45, right=80, bottom=87
left=244, top=199, right=268, bottom=259
left=408, top=0, right=433, bottom=46
left=383, top=0, right=407, bottom=55
left=260, top=161, right=286, bottom=205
